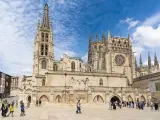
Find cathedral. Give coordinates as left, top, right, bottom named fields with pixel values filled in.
left=13, top=4, right=151, bottom=104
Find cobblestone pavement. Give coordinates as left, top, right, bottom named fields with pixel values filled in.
left=0, top=104, right=160, bottom=120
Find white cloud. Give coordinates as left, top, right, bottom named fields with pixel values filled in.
left=82, top=53, right=88, bottom=63
left=143, top=12, right=160, bottom=26
left=0, top=0, right=77, bottom=76
left=133, top=25, right=160, bottom=48
left=120, top=17, right=139, bottom=29
left=132, top=43, right=144, bottom=56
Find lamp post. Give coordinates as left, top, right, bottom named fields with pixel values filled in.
left=64, top=73, right=67, bottom=103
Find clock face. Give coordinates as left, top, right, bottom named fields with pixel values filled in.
left=115, top=54, right=125, bottom=66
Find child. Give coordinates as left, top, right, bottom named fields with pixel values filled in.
left=7, top=103, right=14, bottom=117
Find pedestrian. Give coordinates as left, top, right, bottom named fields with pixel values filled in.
left=39, top=100, right=41, bottom=107
left=1, top=103, right=5, bottom=117
left=154, top=102, right=159, bottom=111
left=20, top=101, right=25, bottom=116
left=76, top=100, right=81, bottom=114
left=151, top=101, right=153, bottom=110
left=4, top=100, right=8, bottom=117
left=113, top=102, right=116, bottom=110
left=36, top=100, right=38, bottom=107
left=7, top=102, right=14, bottom=117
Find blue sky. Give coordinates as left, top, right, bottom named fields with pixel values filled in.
left=1, top=0, right=160, bottom=75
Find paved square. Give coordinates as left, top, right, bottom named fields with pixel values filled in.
left=0, top=104, right=159, bottom=120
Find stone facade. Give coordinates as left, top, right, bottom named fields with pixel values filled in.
left=12, top=3, right=151, bottom=104
left=135, top=53, right=159, bottom=77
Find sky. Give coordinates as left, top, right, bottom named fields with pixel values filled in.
left=1, top=0, right=160, bottom=76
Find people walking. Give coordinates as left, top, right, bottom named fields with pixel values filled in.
left=151, top=101, right=153, bottom=110
left=76, top=100, right=81, bottom=114
left=1, top=103, right=5, bottom=117
left=39, top=100, right=41, bottom=107
left=7, top=102, right=14, bottom=117
left=154, top=102, right=159, bottom=111
left=20, top=101, right=25, bottom=116
left=113, top=102, right=116, bottom=110
left=36, top=100, right=38, bottom=107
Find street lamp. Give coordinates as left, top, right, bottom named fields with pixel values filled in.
left=64, top=73, right=67, bottom=103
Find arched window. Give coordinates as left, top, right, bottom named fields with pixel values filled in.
left=42, top=79, right=45, bottom=86
left=99, top=79, right=103, bottom=86
left=53, top=64, right=58, bottom=71
left=41, top=44, right=44, bottom=55
left=71, top=61, right=75, bottom=71
left=41, top=32, right=44, bottom=42
left=45, top=44, right=48, bottom=56
left=45, top=33, right=48, bottom=42
left=42, top=60, right=46, bottom=69
left=79, top=63, right=81, bottom=68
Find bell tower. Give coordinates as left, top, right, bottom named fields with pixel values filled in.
left=33, top=3, right=54, bottom=76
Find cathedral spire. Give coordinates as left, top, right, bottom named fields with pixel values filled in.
left=107, top=30, right=111, bottom=40
left=154, top=52, right=159, bottom=69
left=89, top=34, right=92, bottom=46
left=148, top=52, right=151, bottom=72
left=42, top=3, right=50, bottom=29
left=102, top=32, right=106, bottom=42
left=140, top=54, right=143, bottom=69
left=128, top=34, right=132, bottom=47
left=135, top=57, right=138, bottom=72
left=96, top=32, right=99, bottom=41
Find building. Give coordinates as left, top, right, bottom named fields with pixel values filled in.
left=135, top=53, right=159, bottom=77
left=12, top=3, right=151, bottom=104
left=133, top=72, right=160, bottom=102
left=0, top=71, right=12, bottom=98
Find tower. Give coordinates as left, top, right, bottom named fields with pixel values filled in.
left=154, top=53, right=159, bottom=69
left=33, top=3, right=54, bottom=76
left=148, top=52, right=151, bottom=73
left=139, top=54, right=143, bottom=72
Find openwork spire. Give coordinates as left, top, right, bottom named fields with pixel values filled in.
left=107, top=30, right=111, bottom=40
left=154, top=53, right=159, bottom=69
left=42, top=3, right=50, bottom=29
left=102, top=32, right=106, bottom=42
left=96, top=32, right=99, bottom=41
left=148, top=52, right=151, bottom=72
left=140, top=54, right=143, bottom=69
left=135, top=57, right=138, bottom=71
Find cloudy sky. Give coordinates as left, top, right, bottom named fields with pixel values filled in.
left=1, top=0, right=160, bottom=76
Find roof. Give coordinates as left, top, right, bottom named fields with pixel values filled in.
left=70, top=57, right=83, bottom=62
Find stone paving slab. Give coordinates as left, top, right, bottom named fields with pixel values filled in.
left=0, top=104, right=159, bottom=120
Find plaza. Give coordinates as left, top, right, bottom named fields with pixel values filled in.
left=1, top=104, right=159, bottom=120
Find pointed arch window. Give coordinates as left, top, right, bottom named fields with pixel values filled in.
left=45, top=33, right=48, bottom=42
left=41, top=44, right=44, bottom=55
left=53, top=64, right=58, bottom=71
left=42, top=79, right=45, bottom=86
left=41, top=32, right=44, bottom=42
left=99, top=79, right=103, bottom=86
left=45, top=44, right=48, bottom=56
left=71, top=61, right=75, bottom=71
left=42, top=60, right=46, bottom=69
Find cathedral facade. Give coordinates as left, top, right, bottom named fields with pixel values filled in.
left=14, top=4, right=151, bottom=104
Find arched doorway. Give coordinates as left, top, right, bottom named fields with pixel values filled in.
left=140, top=95, right=146, bottom=102
left=39, top=95, right=49, bottom=103
left=110, top=96, right=121, bottom=103
left=128, top=95, right=133, bottom=102
left=55, top=95, right=62, bottom=103
left=27, top=96, right=31, bottom=103
left=93, top=95, right=104, bottom=103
